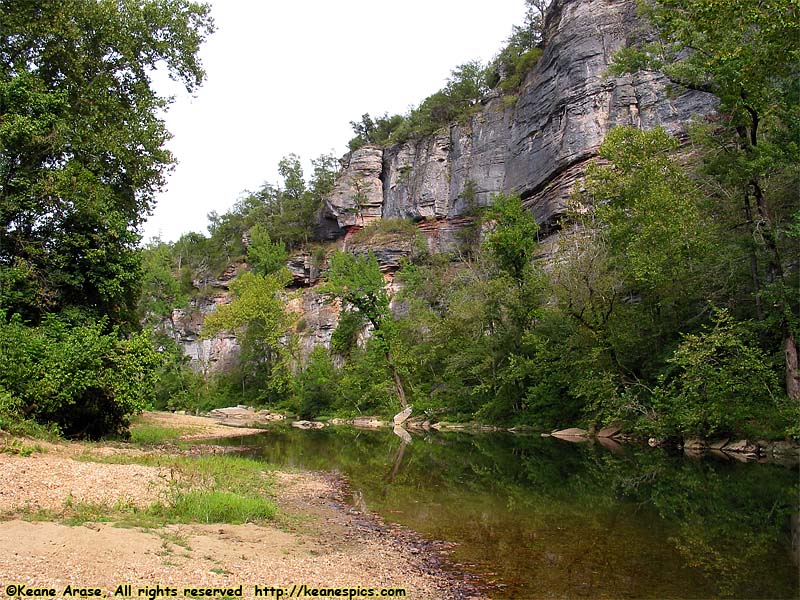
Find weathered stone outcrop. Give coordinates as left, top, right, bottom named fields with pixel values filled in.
left=321, top=147, right=384, bottom=228
left=168, top=295, right=239, bottom=374
left=173, top=0, right=720, bottom=375
left=287, top=291, right=340, bottom=363
left=318, top=0, right=717, bottom=237
left=287, top=252, right=321, bottom=287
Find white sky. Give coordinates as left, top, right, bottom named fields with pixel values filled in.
left=142, top=0, right=527, bottom=243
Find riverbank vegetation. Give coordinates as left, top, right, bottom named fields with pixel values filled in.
left=1, top=0, right=797, bottom=444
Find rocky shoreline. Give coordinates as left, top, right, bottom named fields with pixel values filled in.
left=313, top=470, right=484, bottom=600
left=543, top=425, right=800, bottom=466
left=197, top=406, right=800, bottom=467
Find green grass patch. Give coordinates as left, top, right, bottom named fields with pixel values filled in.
left=128, top=424, right=185, bottom=445
left=158, top=530, right=192, bottom=550
left=0, top=439, right=44, bottom=456
left=74, top=452, right=277, bottom=526
left=166, top=490, right=275, bottom=524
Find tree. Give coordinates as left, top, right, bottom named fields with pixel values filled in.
left=651, top=310, right=781, bottom=437
left=0, top=312, right=161, bottom=438
left=321, top=251, right=409, bottom=408
left=201, top=270, right=292, bottom=404
left=488, top=0, right=550, bottom=91
left=0, top=0, right=214, bottom=327
left=348, top=113, right=406, bottom=150
left=446, top=61, right=489, bottom=107
left=557, top=127, right=724, bottom=423
left=293, top=346, right=339, bottom=419
left=247, top=224, right=288, bottom=277
left=612, top=0, right=800, bottom=400
left=583, top=127, right=716, bottom=301
left=483, top=193, right=540, bottom=283
left=0, top=0, right=212, bottom=437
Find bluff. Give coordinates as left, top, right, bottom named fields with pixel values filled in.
left=317, top=0, right=715, bottom=249
left=175, top=0, right=717, bottom=371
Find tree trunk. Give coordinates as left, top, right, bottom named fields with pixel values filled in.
left=785, top=335, right=800, bottom=402
left=742, top=194, right=764, bottom=321
left=389, top=358, right=408, bottom=408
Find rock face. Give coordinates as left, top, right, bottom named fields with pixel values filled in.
left=318, top=0, right=716, bottom=235
left=287, top=291, right=340, bottom=364
left=168, top=293, right=240, bottom=374
left=287, top=252, right=322, bottom=287
left=322, top=147, right=385, bottom=228
left=173, top=0, right=719, bottom=374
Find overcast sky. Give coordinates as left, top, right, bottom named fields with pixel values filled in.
left=143, top=0, right=527, bottom=243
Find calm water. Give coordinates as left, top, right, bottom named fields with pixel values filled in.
left=221, top=426, right=799, bottom=599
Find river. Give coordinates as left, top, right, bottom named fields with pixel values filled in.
left=220, top=426, right=798, bottom=599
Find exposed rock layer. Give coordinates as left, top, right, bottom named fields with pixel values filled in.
left=318, top=0, right=716, bottom=235
left=180, top=0, right=718, bottom=370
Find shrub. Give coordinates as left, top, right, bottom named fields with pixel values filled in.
left=0, top=313, right=161, bottom=438
left=651, top=310, right=783, bottom=437
left=293, top=347, right=339, bottom=419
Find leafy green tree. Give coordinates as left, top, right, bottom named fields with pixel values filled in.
left=390, top=196, right=550, bottom=424
left=330, top=309, right=366, bottom=359
left=201, top=270, right=292, bottom=405
left=309, top=152, right=340, bottom=199
left=321, top=251, right=408, bottom=408
left=611, top=0, right=800, bottom=400
left=484, top=193, right=540, bottom=283
left=0, top=0, right=214, bottom=327
left=558, top=126, right=723, bottom=425
left=0, top=313, right=161, bottom=438
left=234, top=153, right=338, bottom=251
left=583, top=126, right=717, bottom=301
left=173, top=231, right=213, bottom=293
left=446, top=61, right=490, bottom=107
left=293, top=346, right=339, bottom=419
left=207, top=208, right=247, bottom=269
left=139, top=238, right=187, bottom=326
left=247, top=224, right=288, bottom=277
left=348, top=113, right=406, bottom=151
left=488, top=0, right=549, bottom=91
left=651, top=309, right=782, bottom=437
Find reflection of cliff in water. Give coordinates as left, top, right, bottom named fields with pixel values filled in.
left=227, top=427, right=799, bottom=599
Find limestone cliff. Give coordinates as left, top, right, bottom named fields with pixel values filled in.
left=318, top=0, right=716, bottom=239
left=178, top=0, right=718, bottom=371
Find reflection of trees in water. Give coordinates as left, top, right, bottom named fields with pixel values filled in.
left=594, top=450, right=799, bottom=597
left=245, top=427, right=798, bottom=598
left=385, top=426, right=410, bottom=484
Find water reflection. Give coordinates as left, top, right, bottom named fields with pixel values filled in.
left=226, top=427, right=798, bottom=599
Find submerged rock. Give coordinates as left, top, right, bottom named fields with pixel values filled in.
left=291, top=420, right=326, bottom=430
left=208, top=406, right=285, bottom=428
left=551, top=428, right=589, bottom=439
left=708, top=438, right=729, bottom=450
left=684, top=438, right=707, bottom=450
left=723, top=439, right=759, bottom=455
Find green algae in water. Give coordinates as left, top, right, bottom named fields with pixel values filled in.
left=221, top=427, right=799, bottom=599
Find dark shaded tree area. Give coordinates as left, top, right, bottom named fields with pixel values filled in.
left=0, top=0, right=213, bottom=437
